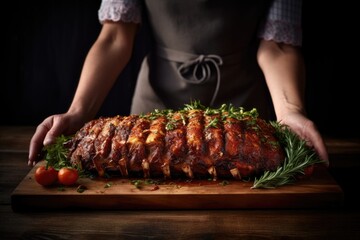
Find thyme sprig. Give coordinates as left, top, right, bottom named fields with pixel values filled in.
left=251, top=122, right=324, bottom=189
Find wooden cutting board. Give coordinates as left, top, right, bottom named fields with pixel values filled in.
left=11, top=162, right=343, bottom=212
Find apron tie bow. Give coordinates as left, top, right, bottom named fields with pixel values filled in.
left=177, top=54, right=223, bottom=105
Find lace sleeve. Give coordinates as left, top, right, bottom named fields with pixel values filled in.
left=98, top=0, right=142, bottom=24
left=258, top=0, right=303, bottom=46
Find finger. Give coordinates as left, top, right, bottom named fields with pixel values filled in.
left=28, top=121, right=52, bottom=166
left=43, top=115, right=66, bottom=146
left=305, top=124, right=329, bottom=167
left=312, top=135, right=329, bottom=166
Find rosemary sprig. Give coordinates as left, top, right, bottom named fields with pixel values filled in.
left=251, top=122, right=324, bottom=189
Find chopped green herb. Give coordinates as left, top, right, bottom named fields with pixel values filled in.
left=77, top=185, right=87, bottom=193
left=131, top=180, right=144, bottom=189
left=43, top=135, right=73, bottom=171
left=206, top=117, right=219, bottom=128
left=219, top=180, right=230, bottom=186
left=165, top=121, right=175, bottom=131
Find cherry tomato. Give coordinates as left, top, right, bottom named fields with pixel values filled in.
left=35, top=166, right=58, bottom=186
left=58, top=167, right=79, bottom=186
left=304, top=164, right=314, bottom=176
left=297, top=165, right=315, bottom=180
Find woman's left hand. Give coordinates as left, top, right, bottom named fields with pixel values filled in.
left=278, top=111, right=329, bottom=166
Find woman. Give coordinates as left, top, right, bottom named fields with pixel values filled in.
left=28, top=0, right=329, bottom=166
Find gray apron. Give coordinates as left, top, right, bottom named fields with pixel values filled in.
left=131, top=0, right=274, bottom=120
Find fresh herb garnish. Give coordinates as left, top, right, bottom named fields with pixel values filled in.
left=219, top=180, right=230, bottom=186
left=77, top=184, right=87, bottom=193
left=205, top=117, right=219, bottom=129
left=251, top=122, right=324, bottom=189
left=183, top=100, right=206, bottom=111
left=165, top=121, right=176, bottom=131
left=131, top=180, right=144, bottom=189
left=43, top=135, right=73, bottom=170
left=130, top=179, right=163, bottom=189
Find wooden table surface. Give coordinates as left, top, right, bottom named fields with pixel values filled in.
left=1, top=126, right=360, bottom=239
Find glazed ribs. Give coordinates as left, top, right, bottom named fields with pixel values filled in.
left=68, top=107, right=285, bottom=180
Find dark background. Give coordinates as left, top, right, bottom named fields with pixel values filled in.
left=1, top=0, right=359, bottom=138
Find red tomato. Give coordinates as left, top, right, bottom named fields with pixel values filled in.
left=297, top=165, right=315, bottom=180
left=35, top=166, right=58, bottom=186
left=304, top=165, right=314, bottom=176
left=58, top=167, right=79, bottom=186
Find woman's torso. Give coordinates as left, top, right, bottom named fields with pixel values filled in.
left=131, top=0, right=274, bottom=119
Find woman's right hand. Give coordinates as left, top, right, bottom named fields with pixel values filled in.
left=28, top=112, right=86, bottom=166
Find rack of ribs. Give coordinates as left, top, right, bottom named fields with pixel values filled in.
left=68, top=106, right=285, bottom=180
